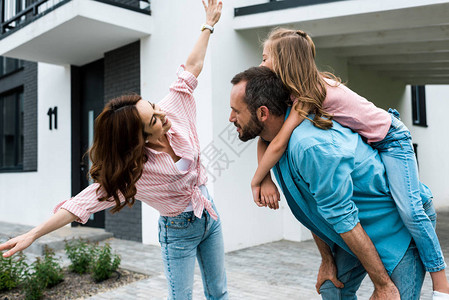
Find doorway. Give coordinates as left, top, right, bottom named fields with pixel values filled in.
left=71, top=59, right=105, bottom=228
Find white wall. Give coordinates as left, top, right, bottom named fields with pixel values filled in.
left=0, top=63, right=72, bottom=226
left=398, top=85, right=449, bottom=209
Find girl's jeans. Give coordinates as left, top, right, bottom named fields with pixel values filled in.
left=158, top=188, right=228, bottom=300
left=371, top=108, right=446, bottom=272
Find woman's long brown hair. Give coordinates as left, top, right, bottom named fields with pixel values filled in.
left=89, top=94, right=147, bottom=213
left=265, top=28, right=341, bottom=130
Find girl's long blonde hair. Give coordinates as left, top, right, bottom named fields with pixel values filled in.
left=265, top=28, right=340, bottom=129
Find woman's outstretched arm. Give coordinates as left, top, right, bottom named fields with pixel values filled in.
left=184, top=0, right=222, bottom=77
left=0, top=209, right=77, bottom=258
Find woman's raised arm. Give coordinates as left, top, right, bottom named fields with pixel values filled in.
left=184, top=0, right=222, bottom=77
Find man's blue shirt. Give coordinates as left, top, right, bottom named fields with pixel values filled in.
left=272, top=111, right=412, bottom=274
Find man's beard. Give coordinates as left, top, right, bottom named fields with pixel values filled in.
left=235, top=114, right=264, bottom=142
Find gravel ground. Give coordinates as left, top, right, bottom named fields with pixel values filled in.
left=0, top=268, right=148, bottom=300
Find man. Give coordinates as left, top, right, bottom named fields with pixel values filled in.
left=229, top=67, right=425, bottom=299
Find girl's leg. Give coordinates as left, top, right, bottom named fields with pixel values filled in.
left=373, top=111, right=446, bottom=275
left=379, top=146, right=445, bottom=272
left=375, top=119, right=445, bottom=273
left=159, top=213, right=204, bottom=300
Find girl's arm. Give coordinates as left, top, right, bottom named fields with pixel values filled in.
left=251, top=101, right=309, bottom=207
left=184, top=0, right=222, bottom=78
left=0, top=209, right=77, bottom=258
left=252, top=138, right=270, bottom=208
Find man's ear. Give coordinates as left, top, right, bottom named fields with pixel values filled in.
left=257, top=106, right=270, bottom=122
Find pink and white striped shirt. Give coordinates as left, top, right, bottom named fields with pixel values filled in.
left=54, top=66, right=217, bottom=223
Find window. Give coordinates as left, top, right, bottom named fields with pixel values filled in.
left=411, top=85, right=427, bottom=127
left=0, top=89, right=24, bottom=170
left=0, top=56, right=23, bottom=77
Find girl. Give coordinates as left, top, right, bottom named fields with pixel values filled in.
left=0, top=1, right=227, bottom=299
left=251, top=27, right=449, bottom=300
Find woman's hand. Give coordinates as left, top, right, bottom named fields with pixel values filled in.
left=0, top=232, right=36, bottom=258
left=202, top=0, right=222, bottom=27
left=0, top=209, right=77, bottom=258
left=184, top=0, right=223, bottom=77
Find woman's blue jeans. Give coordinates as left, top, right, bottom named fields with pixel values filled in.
left=371, top=109, right=446, bottom=272
left=158, top=190, right=228, bottom=300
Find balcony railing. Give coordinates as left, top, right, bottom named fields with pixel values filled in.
left=235, top=0, right=348, bottom=16
left=0, top=0, right=151, bottom=38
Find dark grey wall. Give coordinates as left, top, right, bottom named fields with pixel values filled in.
left=23, top=61, right=38, bottom=171
left=104, top=41, right=141, bottom=103
left=0, top=61, right=37, bottom=172
left=103, top=41, right=142, bottom=242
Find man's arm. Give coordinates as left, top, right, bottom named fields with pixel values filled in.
left=312, top=233, right=344, bottom=294
left=340, top=223, right=399, bottom=299
left=293, top=143, right=399, bottom=299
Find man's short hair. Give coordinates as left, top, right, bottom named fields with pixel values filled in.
left=231, top=66, right=290, bottom=117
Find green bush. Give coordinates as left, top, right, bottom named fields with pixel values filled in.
left=22, top=275, right=46, bottom=300
left=23, top=246, right=64, bottom=300
left=91, top=243, right=121, bottom=282
left=0, top=251, right=28, bottom=291
left=65, top=239, right=94, bottom=274
left=31, top=247, right=64, bottom=288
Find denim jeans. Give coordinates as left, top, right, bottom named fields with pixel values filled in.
left=370, top=108, right=446, bottom=272
left=158, top=189, right=228, bottom=300
left=319, top=242, right=425, bottom=299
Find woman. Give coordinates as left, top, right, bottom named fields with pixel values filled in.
left=0, top=1, right=227, bottom=299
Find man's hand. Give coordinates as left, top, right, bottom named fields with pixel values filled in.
left=370, top=283, right=400, bottom=300
left=316, top=259, right=344, bottom=294
left=340, top=223, right=400, bottom=300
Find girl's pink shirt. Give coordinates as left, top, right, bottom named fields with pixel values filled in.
left=54, top=66, right=217, bottom=223
left=322, top=78, right=391, bottom=143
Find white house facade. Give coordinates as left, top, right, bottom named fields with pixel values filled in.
left=0, top=0, right=448, bottom=252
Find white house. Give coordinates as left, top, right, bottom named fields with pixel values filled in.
left=0, top=0, right=448, bottom=252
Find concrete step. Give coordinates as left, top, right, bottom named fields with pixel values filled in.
left=0, top=221, right=113, bottom=255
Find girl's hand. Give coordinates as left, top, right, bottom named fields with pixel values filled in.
left=202, top=0, right=222, bottom=27
left=260, top=176, right=280, bottom=210
left=251, top=181, right=264, bottom=208
left=287, top=100, right=311, bottom=123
